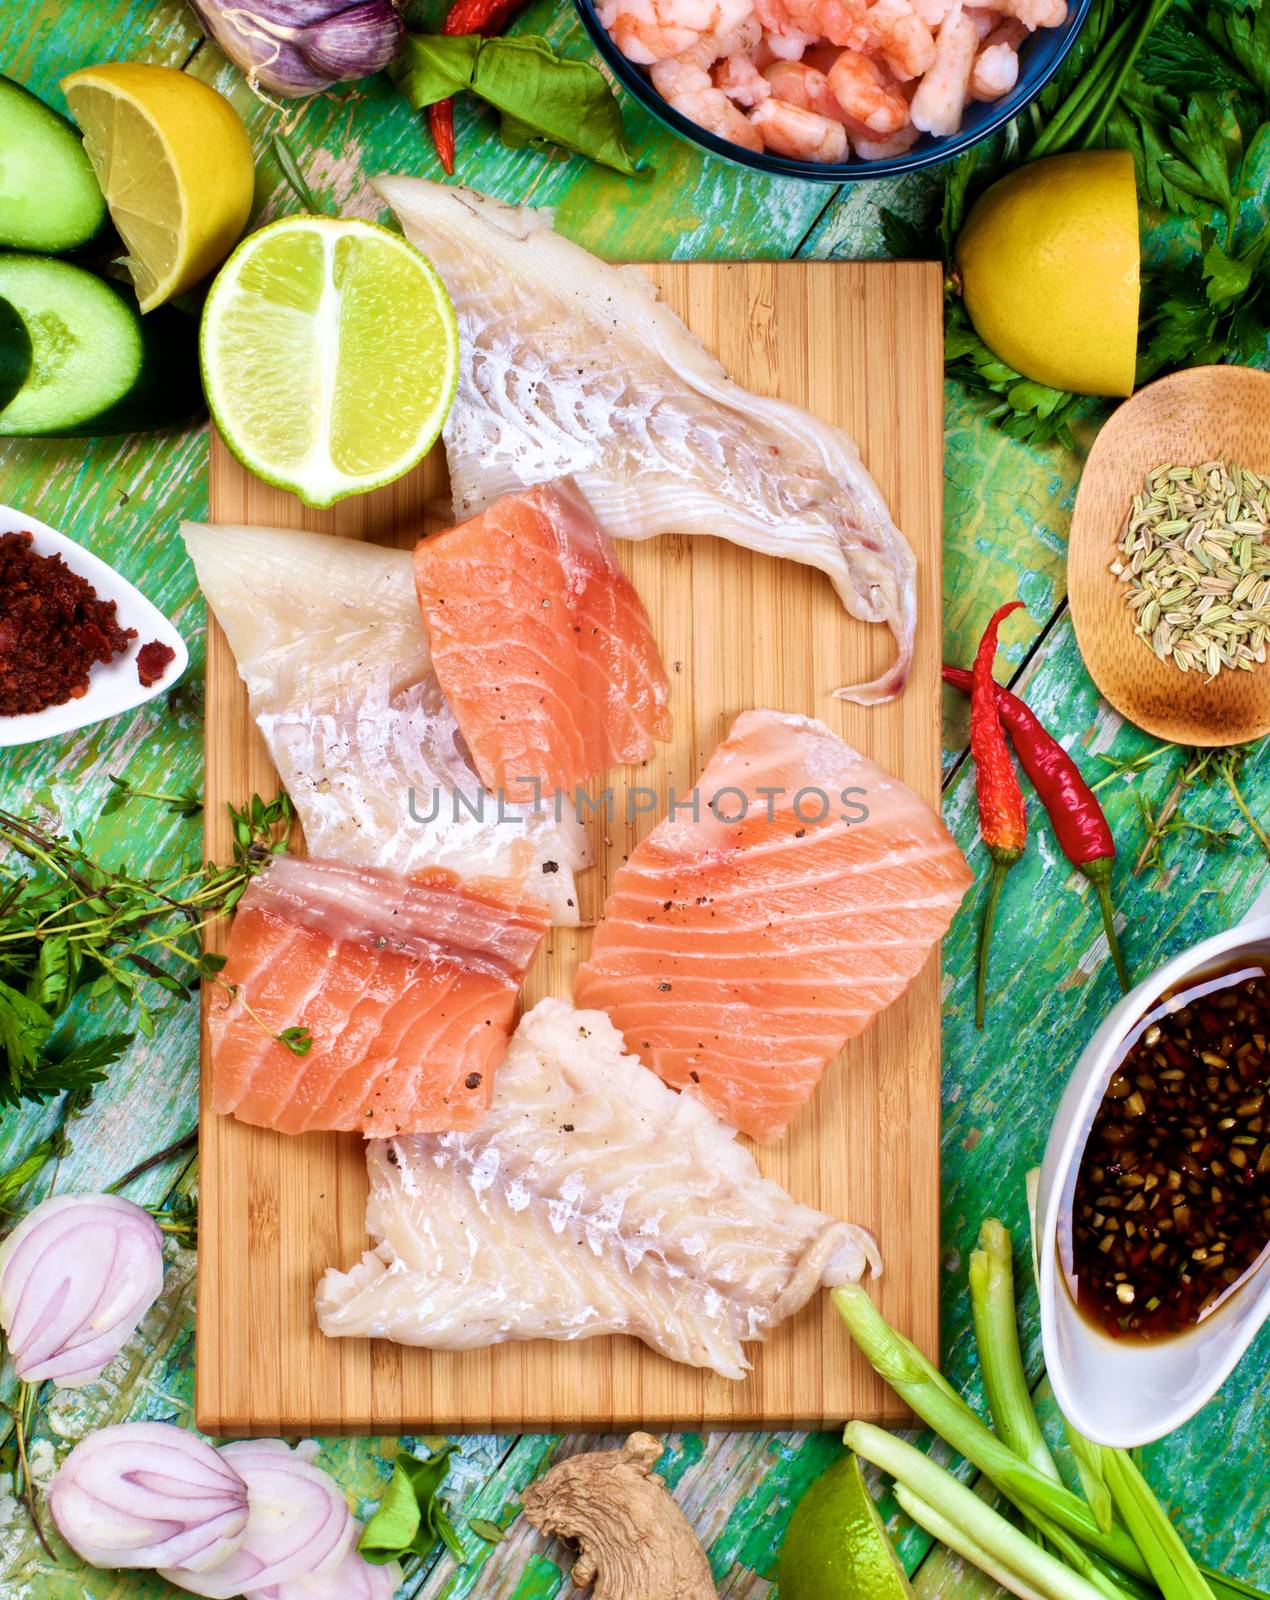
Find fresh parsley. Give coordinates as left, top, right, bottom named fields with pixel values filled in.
left=929, top=0, right=1270, bottom=446
left=0, top=794, right=295, bottom=1109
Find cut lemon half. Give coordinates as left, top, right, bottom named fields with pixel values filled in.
left=62, top=63, right=254, bottom=313
left=201, top=216, right=459, bottom=508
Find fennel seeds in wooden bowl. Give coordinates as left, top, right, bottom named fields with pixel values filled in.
left=1114, top=461, right=1270, bottom=678
left=1070, top=365, right=1270, bottom=746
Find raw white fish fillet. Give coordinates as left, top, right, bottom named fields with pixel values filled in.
left=316, top=997, right=880, bottom=1378
left=374, top=175, right=917, bottom=704
left=183, top=521, right=588, bottom=925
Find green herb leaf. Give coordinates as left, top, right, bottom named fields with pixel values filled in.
left=360, top=1446, right=466, bottom=1566
left=468, top=1516, right=507, bottom=1544
left=1201, top=236, right=1254, bottom=302
left=277, top=1025, right=314, bottom=1057
left=272, top=132, right=323, bottom=213
left=392, top=34, right=639, bottom=176
left=0, top=979, right=53, bottom=1079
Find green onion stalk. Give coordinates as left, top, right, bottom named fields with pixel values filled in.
left=848, top=1424, right=1111, bottom=1600
left=831, top=1214, right=1254, bottom=1600
left=831, top=1284, right=1151, bottom=1580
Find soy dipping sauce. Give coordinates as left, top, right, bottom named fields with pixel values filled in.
left=1067, top=954, right=1270, bottom=1341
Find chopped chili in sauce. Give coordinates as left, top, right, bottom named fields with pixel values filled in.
left=136, top=639, right=175, bottom=688
left=1068, top=956, right=1270, bottom=1340
left=0, top=531, right=136, bottom=717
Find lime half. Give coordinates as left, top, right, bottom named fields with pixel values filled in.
left=201, top=216, right=459, bottom=508
left=778, top=1453, right=915, bottom=1600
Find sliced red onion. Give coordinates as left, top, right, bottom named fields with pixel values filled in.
left=185, top=0, right=404, bottom=97
left=0, top=1193, right=165, bottom=1387
left=160, top=1440, right=354, bottom=1597
left=47, top=1422, right=250, bottom=1573
left=249, top=1527, right=403, bottom=1598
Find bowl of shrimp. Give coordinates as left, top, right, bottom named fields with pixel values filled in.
left=577, top=0, right=1093, bottom=178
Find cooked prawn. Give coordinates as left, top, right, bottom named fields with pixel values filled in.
left=909, top=0, right=976, bottom=133
left=650, top=13, right=760, bottom=96
left=851, top=120, right=920, bottom=158
left=602, top=0, right=755, bottom=64
left=969, top=18, right=1024, bottom=97
left=970, top=39, right=1019, bottom=96
left=668, top=85, right=766, bottom=148
left=826, top=49, right=911, bottom=134
left=865, top=0, right=936, bottom=80
left=750, top=96, right=850, bottom=158
left=651, top=55, right=713, bottom=94
left=762, top=60, right=849, bottom=118
left=756, top=0, right=873, bottom=47
left=714, top=54, right=773, bottom=103
left=974, top=0, right=1066, bottom=25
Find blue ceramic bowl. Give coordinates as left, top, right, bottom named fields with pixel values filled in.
left=574, top=0, right=1093, bottom=180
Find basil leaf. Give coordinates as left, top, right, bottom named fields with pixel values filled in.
left=393, top=34, right=640, bottom=177
left=360, top=1446, right=464, bottom=1566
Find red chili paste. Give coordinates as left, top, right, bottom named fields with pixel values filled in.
left=0, top=531, right=136, bottom=717
left=136, top=639, right=176, bottom=688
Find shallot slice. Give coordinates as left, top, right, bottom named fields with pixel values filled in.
left=251, top=1527, right=403, bottom=1598
left=160, top=1440, right=355, bottom=1597
left=0, top=1193, right=164, bottom=1387
left=47, top=1422, right=251, bottom=1573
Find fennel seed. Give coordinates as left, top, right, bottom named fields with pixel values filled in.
left=1113, top=460, right=1270, bottom=680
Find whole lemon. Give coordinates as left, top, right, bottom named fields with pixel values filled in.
left=955, top=149, right=1139, bottom=398
left=778, top=1453, right=915, bottom=1600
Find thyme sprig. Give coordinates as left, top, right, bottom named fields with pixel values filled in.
left=0, top=794, right=301, bottom=1109
left=1093, top=739, right=1270, bottom=877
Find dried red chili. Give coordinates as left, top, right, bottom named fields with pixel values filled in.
left=136, top=639, right=175, bottom=689
left=0, top=531, right=135, bottom=718
left=968, top=601, right=1028, bottom=1029
left=427, top=0, right=530, bottom=174
left=944, top=665, right=1130, bottom=993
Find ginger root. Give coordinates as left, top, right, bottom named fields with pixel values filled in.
left=521, top=1433, right=717, bottom=1600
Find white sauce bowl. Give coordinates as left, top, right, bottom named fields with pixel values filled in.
left=1037, top=882, right=1270, bottom=1446
left=0, top=504, right=187, bottom=750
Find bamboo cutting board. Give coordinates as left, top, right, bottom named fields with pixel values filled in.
left=197, top=260, right=945, bottom=1434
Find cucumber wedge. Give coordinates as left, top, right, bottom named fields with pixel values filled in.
left=0, top=74, right=107, bottom=252
left=0, top=255, right=204, bottom=437
left=0, top=296, right=32, bottom=413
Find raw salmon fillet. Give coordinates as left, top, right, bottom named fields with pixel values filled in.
left=209, top=856, right=548, bottom=1137
left=413, top=478, right=671, bottom=804
left=574, top=709, right=972, bottom=1142
left=317, top=998, right=879, bottom=1377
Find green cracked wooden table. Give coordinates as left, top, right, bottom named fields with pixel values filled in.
left=1, top=2, right=1268, bottom=1595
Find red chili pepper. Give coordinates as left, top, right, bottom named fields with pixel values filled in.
left=969, top=602, right=1027, bottom=1029
left=944, top=665, right=1130, bottom=994
left=427, top=0, right=530, bottom=175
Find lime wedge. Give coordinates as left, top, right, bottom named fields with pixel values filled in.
left=200, top=216, right=459, bottom=508
left=779, top=1453, right=916, bottom=1600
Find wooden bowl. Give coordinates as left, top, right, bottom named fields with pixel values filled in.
left=1069, top=365, right=1270, bottom=746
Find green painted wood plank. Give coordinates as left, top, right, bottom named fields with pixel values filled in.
left=2, top=3, right=1269, bottom=1595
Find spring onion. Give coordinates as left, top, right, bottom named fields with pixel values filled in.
left=847, top=1425, right=1112, bottom=1600
left=969, top=1220, right=1061, bottom=1483
left=895, top=1486, right=1053, bottom=1600
left=1099, top=1449, right=1218, bottom=1600
left=831, top=1285, right=1150, bottom=1580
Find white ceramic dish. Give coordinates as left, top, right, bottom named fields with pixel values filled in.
left=1038, top=880, right=1270, bottom=1447
left=0, top=505, right=187, bottom=751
